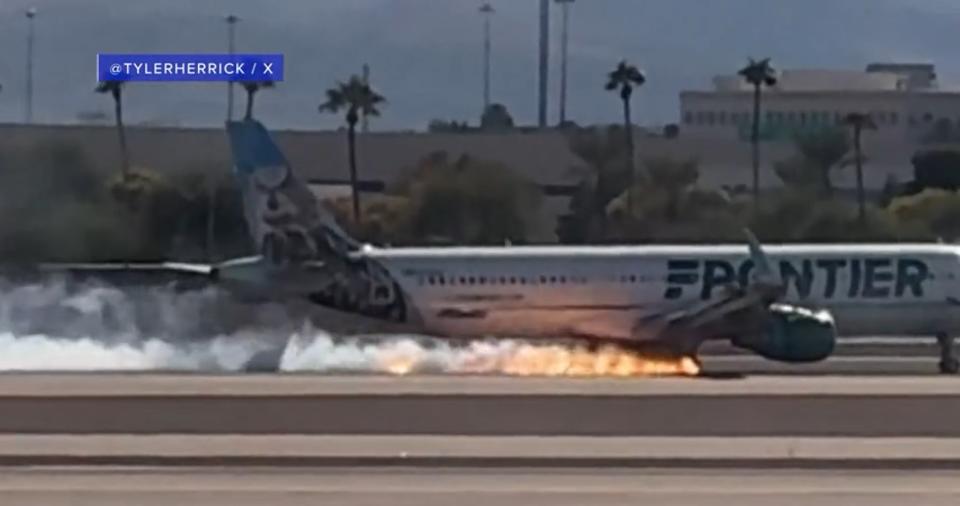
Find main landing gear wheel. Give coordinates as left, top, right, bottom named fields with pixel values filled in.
left=936, top=333, right=959, bottom=375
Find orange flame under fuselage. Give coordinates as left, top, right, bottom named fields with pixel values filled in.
left=379, top=344, right=700, bottom=378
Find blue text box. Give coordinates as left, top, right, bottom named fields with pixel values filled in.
left=97, top=54, right=284, bottom=82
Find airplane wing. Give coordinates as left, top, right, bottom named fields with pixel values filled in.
left=632, top=228, right=835, bottom=364
left=18, top=261, right=220, bottom=290
left=36, top=262, right=216, bottom=277
left=636, top=229, right=787, bottom=343
left=26, top=257, right=343, bottom=301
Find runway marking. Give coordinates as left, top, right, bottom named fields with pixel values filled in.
left=706, top=356, right=934, bottom=363
left=2, top=468, right=960, bottom=495
left=2, top=435, right=960, bottom=462
left=0, top=374, right=957, bottom=397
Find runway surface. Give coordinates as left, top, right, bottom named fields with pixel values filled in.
left=704, top=355, right=944, bottom=375
left=3, top=435, right=960, bottom=467
left=4, top=467, right=960, bottom=506
left=0, top=375, right=957, bottom=437
left=1, top=373, right=958, bottom=395
left=1, top=374, right=957, bottom=503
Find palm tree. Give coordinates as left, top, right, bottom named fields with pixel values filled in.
left=319, top=75, right=386, bottom=224
left=640, top=157, right=701, bottom=222
left=241, top=81, right=274, bottom=120
left=738, top=58, right=778, bottom=201
left=773, top=128, right=850, bottom=196
left=562, top=125, right=631, bottom=240
left=605, top=60, right=646, bottom=211
left=843, top=112, right=877, bottom=224
left=95, top=81, right=130, bottom=179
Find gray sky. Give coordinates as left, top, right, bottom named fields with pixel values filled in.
left=0, top=0, right=959, bottom=130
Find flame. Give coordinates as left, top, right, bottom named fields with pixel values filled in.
left=384, top=356, right=417, bottom=376
left=376, top=342, right=700, bottom=378
left=499, top=346, right=700, bottom=378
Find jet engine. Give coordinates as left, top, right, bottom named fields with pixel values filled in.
left=732, top=304, right=837, bottom=363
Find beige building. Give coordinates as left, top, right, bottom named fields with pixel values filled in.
left=680, top=63, right=960, bottom=144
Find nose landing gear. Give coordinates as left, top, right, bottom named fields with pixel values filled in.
left=937, top=333, right=959, bottom=375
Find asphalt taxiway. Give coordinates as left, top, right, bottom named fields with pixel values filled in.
left=1, top=372, right=957, bottom=504
left=3, top=467, right=959, bottom=506
left=0, top=374, right=957, bottom=437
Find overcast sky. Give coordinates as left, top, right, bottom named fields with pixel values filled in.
left=0, top=0, right=959, bottom=130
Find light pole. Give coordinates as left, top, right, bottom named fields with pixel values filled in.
left=479, top=3, right=495, bottom=111
left=225, top=14, right=239, bottom=122
left=25, top=7, right=37, bottom=124
left=212, top=13, right=239, bottom=262
left=555, top=0, right=574, bottom=125
left=538, top=0, right=550, bottom=128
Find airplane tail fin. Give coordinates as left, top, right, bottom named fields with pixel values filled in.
left=225, top=119, right=359, bottom=264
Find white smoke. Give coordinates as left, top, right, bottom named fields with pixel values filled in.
left=0, top=276, right=492, bottom=373
left=0, top=276, right=696, bottom=376
left=280, top=333, right=511, bottom=374
left=0, top=276, right=295, bottom=372
left=0, top=332, right=268, bottom=371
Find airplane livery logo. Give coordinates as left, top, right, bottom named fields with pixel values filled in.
left=664, top=257, right=931, bottom=301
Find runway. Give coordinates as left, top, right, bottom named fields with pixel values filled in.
left=1, top=374, right=958, bottom=504
left=4, top=467, right=960, bottom=506
left=704, top=354, right=941, bottom=375
left=0, top=375, right=957, bottom=437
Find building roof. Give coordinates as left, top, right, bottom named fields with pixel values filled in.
left=708, top=62, right=943, bottom=94
left=713, top=69, right=909, bottom=93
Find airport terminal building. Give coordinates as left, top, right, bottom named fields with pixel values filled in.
left=680, top=63, right=960, bottom=143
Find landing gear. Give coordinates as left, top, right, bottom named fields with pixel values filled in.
left=936, top=333, right=959, bottom=375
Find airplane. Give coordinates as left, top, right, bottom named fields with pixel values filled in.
left=38, top=119, right=960, bottom=375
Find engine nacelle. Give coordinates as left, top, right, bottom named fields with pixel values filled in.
left=732, top=304, right=837, bottom=363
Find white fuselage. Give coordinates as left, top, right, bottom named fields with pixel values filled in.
left=364, top=243, right=960, bottom=342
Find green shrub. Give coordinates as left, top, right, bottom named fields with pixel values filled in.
left=888, top=189, right=960, bottom=241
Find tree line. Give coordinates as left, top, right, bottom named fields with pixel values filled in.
left=4, top=123, right=960, bottom=264
left=3, top=57, right=959, bottom=264
left=557, top=125, right=960, bottom=245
